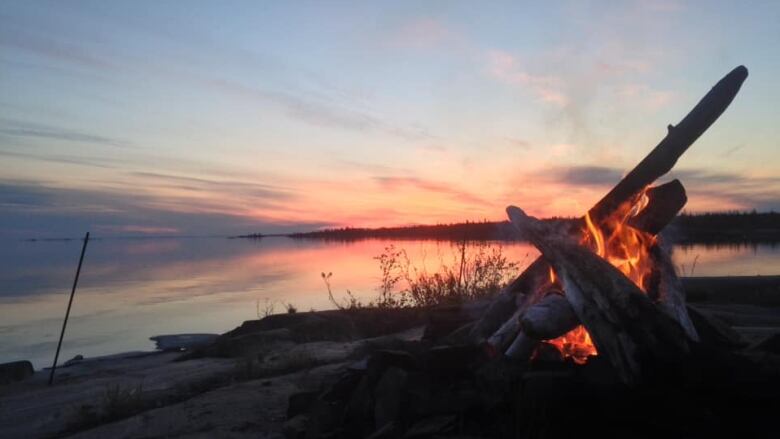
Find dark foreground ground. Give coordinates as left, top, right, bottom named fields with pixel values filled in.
left=1, top=276, right=778, bottom=438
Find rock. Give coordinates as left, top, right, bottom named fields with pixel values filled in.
left=374, top=367, right=408, bottom=430
left=343, top=375, right=374, bottom=436
left=366, top=421, right=399, bottom=439
left=687, top=305, right=748, bottom=349
left=149, top=333, right=219, bottom=351
left=749, top=333, right=780, bottom=354
left=530, top=342, right=564, bottom=363
left=0, top=360, right=34, bottom=385
left=425, top=345, right=482, bottom=375
left=286, top=391, right=318, bottom=418
left=516, top=370, right=579, bottom=438
left=282, top=414, right=308, bottom=439
left=403, top=415, right=457, bottom=438
left=64, top=354, right=84, bottom=366
left=367, top=350, right=418, bottom=382
left=423, top=305, right=472, bottom=341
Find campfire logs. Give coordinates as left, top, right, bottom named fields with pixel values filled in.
left=284, top=66, right=780, bottom=439
left=470, top=65, right=749, bottom=385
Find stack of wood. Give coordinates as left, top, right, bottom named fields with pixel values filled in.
left=468, top=65, right=749, bottom=386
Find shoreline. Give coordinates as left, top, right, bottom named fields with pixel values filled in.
left=1, top=275, right=779, bottom=438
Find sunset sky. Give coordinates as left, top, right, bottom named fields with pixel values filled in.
left=1, top=1, right=779, bottom=237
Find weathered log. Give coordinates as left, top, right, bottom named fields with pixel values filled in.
left=468, top=257, right=549, bottom=341
left=486, top=307, right=524, bottom=352
left=519, top=291, right=579, bottom=340
left=508, top=206, right=692, bottom=386
left=470, top=66, right=747, bottom=342
left=588, top=65, right=748, bottom=222
left=649, top=243, right=700, bottom=341
left=628, top=179, right=687, bottom=234
left=686, top=305, right=748, bottom=349
left=473, top=180, right=687, bottom=344
left=505, top=332, right=537, bottom=360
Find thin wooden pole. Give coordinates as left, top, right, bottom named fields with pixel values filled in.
left=49, top=232, right=90, bottom=386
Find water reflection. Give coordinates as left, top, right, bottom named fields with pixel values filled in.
left=1, top=237, right=778, bottom=368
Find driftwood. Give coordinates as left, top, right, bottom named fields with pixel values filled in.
left=628, top=179, right=686, bottom=234
left=469, top=66, right=748, bottom=342
left=477, top=180, right=688, bottom=349
left=504, top=332, right=537, bottom=359
left=649, top=243, right=700, bottom=340
left=588, top=66, right=748, bottom=222
left=507, top=206, right=692, bottom=386
left=519, top=292, right=578, bottom=340
left=485, top=307, right=524, bottom=353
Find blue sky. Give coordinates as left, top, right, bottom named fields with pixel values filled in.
left=1, top=0, right=778, bottom=237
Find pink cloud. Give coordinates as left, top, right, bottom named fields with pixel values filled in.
left=392, top=18, right=454, bottom=49
left=486, top=50, right=568, bottom=106
left=373, top=176, right=491, bottom=207
left=616, top=83, right=676, bottom=110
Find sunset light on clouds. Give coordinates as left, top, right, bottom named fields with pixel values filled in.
left=2, top=1, right=779, bottom=237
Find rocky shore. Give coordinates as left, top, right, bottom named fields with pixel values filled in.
left=1, top=276, right=778, bottom=438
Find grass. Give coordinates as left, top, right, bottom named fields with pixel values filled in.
left=323, top=241, right=520, bottom=309
left=68, top=382, right=147, bottom=432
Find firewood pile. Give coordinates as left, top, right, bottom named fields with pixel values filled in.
left=283, top=66, right=780, bottom=438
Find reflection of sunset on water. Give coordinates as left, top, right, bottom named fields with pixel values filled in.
left=1, top=237, right=779, bottom=368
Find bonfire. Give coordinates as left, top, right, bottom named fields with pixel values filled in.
left=472, top=65, right=748, bottom=385
left=285, top=66, right=780, bottom=439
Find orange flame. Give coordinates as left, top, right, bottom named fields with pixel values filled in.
left=548, top=265, right=557, bottom=284
left=546, top=325, right=596, bottom=364
left=545, top=188, right=656, bottom=363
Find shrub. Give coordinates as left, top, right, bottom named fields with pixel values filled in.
left=324, top=242, right=520, bottom=309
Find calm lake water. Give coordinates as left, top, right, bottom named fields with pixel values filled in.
left=1, top=237, right=779, bottom=368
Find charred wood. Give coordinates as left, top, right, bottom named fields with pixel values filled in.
left=628, top=179, right=687, bottom=235
left=470, top=67, right=748, bottom=342
left=508, top=206, right=692, bottom=386
left=519, top=291, right=579, bottom=340
left=588, top=66, right=748, bottom=222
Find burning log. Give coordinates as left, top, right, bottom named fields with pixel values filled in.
left=507, top=206, right=692, bottom=386
left=474, top=179, right=688, bottom=352
left=587, top=65, right=748, bottom=223
left=627, top=179, right=686, bottom=235
left=519, top=291, right=578, bottom=340
left=649, top=243, right=700, bottom=340
left=469, top=66, right=748, bottom=343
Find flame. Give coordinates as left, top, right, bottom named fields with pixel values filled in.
left=545, top=325, right=596, bottom=364
left=582, top=190, right=656, bottom=292
left=545, top=188, right=656, bottom=363
left=548, top=265, right=557, bottom=284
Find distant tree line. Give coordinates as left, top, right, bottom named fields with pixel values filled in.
left=287, top=220, right=516, bottom=242
left=236, top=211, right=779, bottom=244
left=672, top=211, right=780, bottom=244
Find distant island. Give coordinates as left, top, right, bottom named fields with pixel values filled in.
left=235, top=211, right=780, bottom=244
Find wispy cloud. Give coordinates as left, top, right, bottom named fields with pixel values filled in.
left=0, top=25, right=115, bottom=71
left=207, top=78, right=432, bottom=141
left=373, top=176, right=491, bottom=207
left=0, top=118, right=130, bottom=148
left=0, top=178, right=312, bottom=238
left=535, top=165, right=625, bottom=187
left=389, top=18, right=460, bottom=50
left=486, top=50, right=568, bottom=106
left=130, top=171, right=293, bottom=201
left=0, top=149, right=116, bottom=169
left=527, top=164, right=780, bottom=212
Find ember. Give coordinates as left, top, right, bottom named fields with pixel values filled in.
left=546, top=325, right=595, bottom=364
